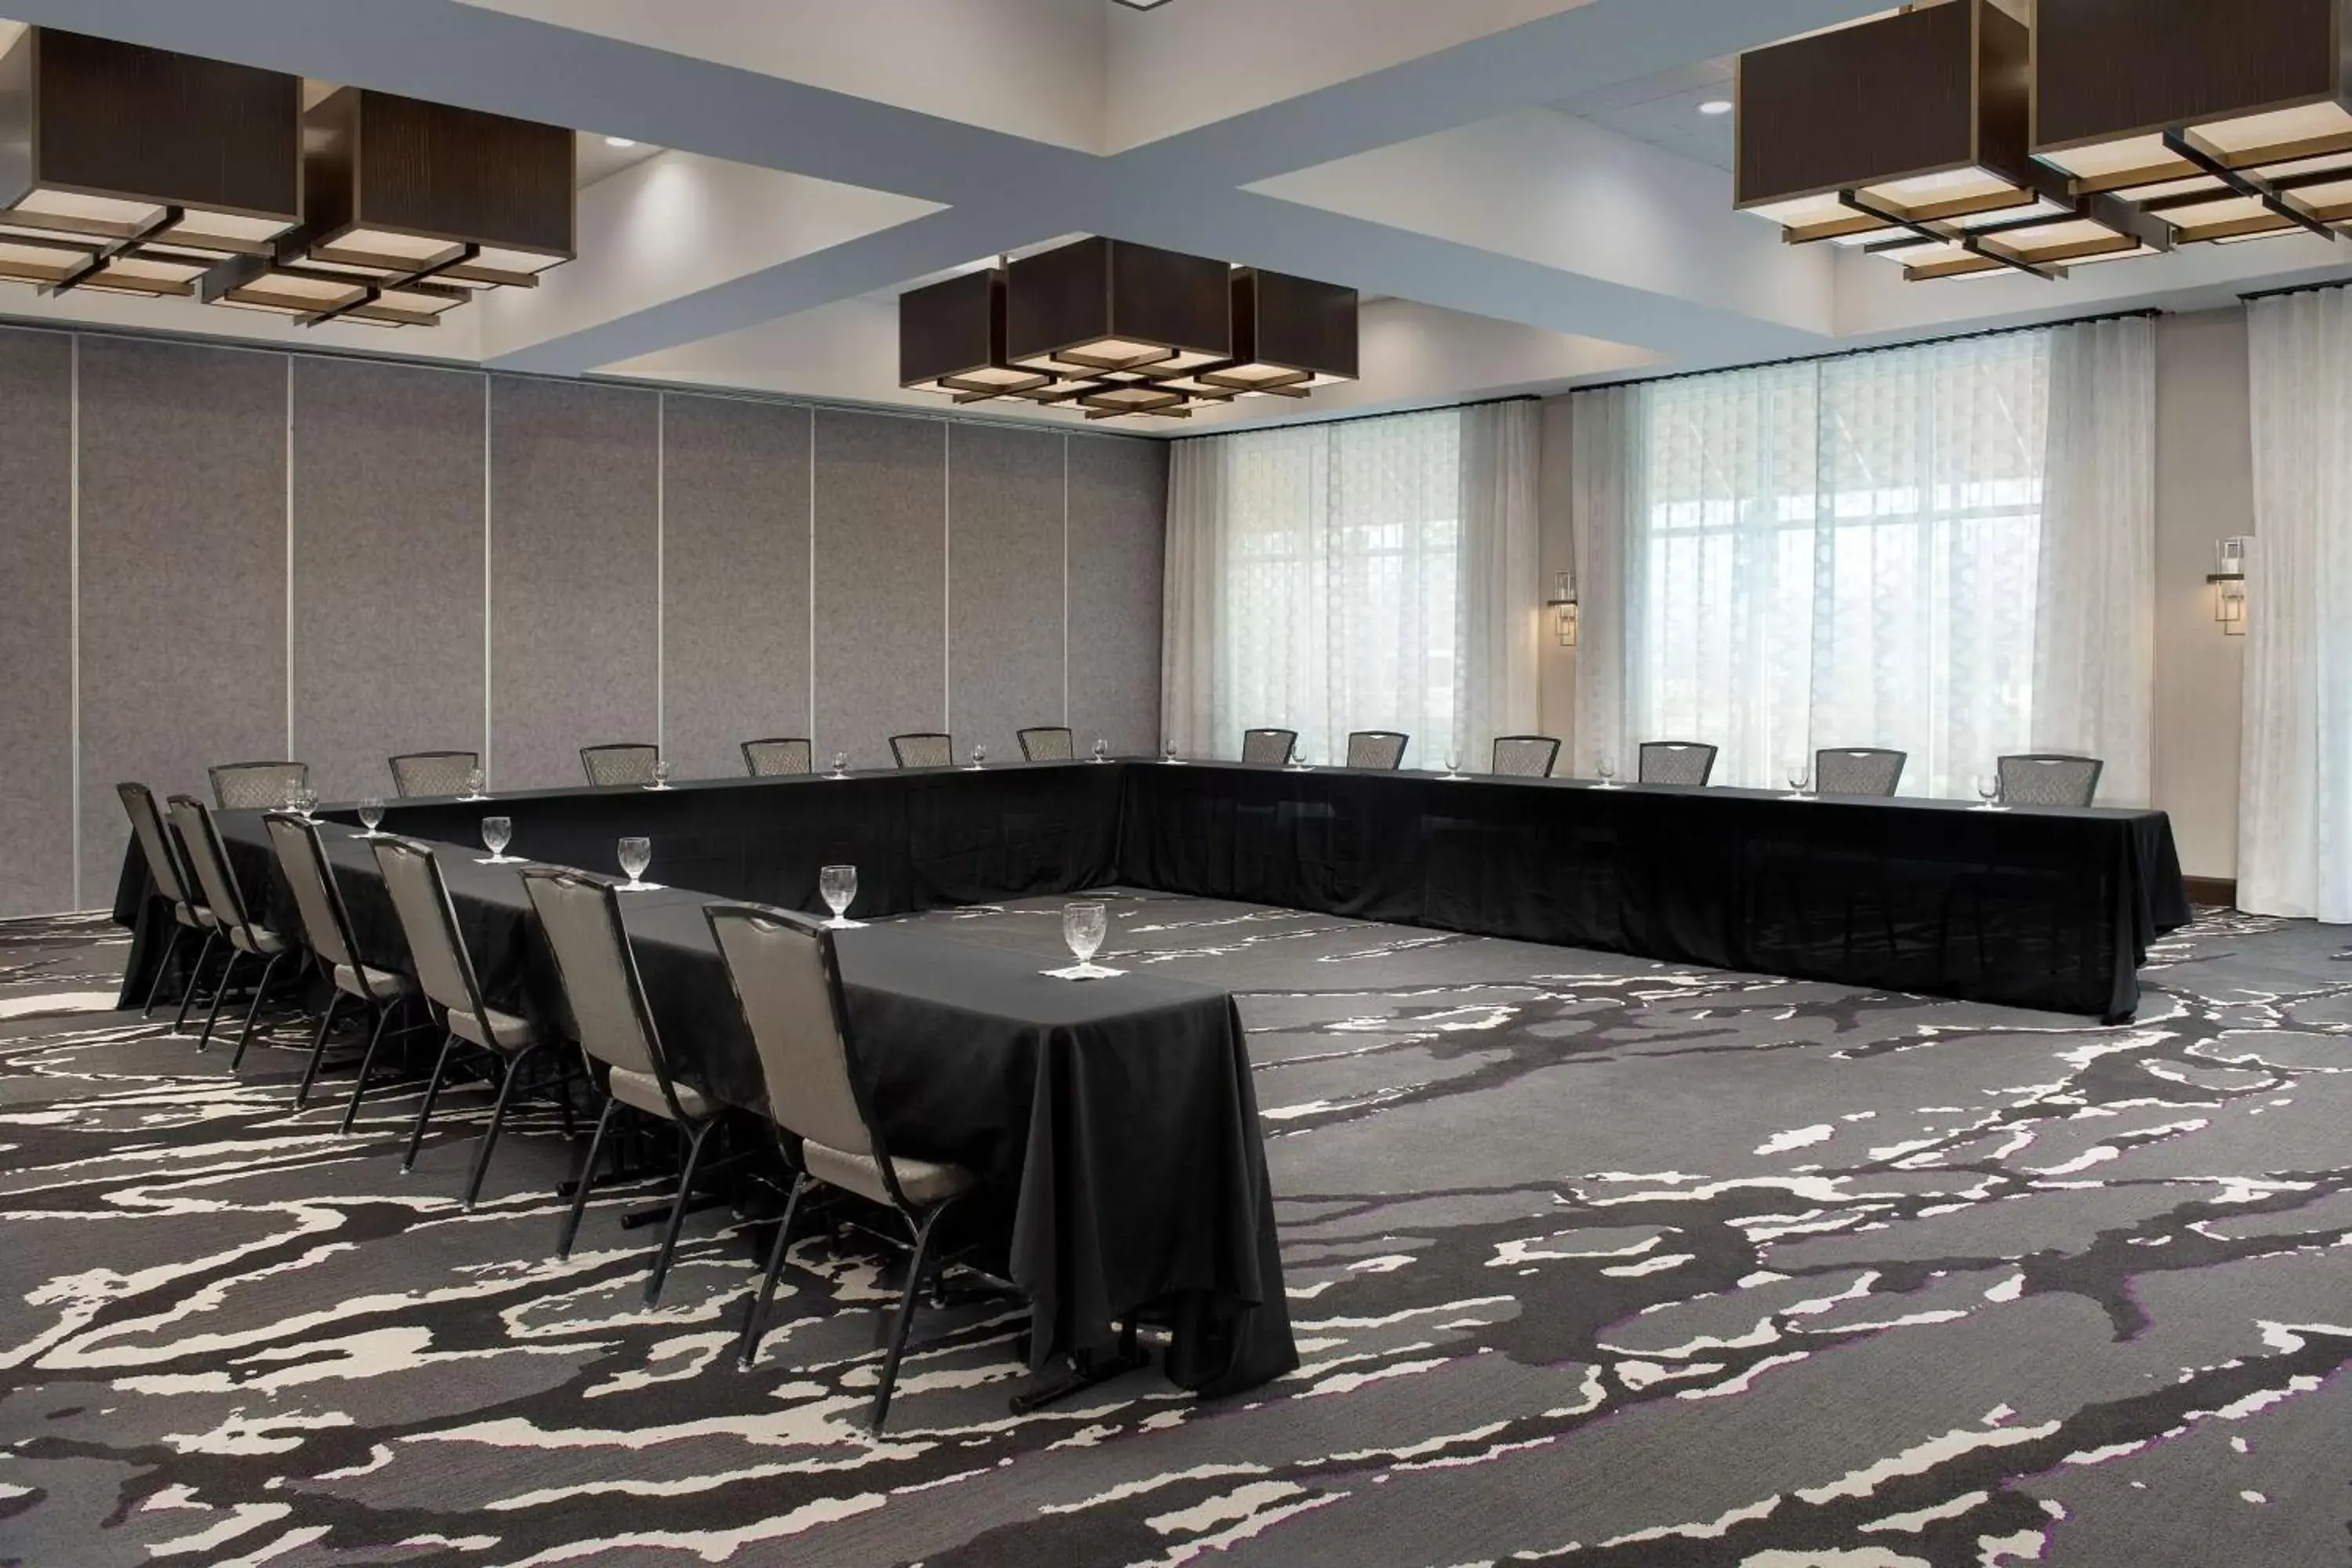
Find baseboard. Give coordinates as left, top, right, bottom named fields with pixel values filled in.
left=2183, top=876, right=2236, bottom=909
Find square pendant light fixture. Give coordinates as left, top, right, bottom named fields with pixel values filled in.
left=1737, top=0, right=2164, bottom=280
left=2034, top=0, right=2352, bottom=249
left=0, top=27, right=301, bottom=295
left=1197, top=268, right=1359, bottom=395
left=1006, top=236, right=1232, bottom=380
left=898, top=267, right=1052, bottom=401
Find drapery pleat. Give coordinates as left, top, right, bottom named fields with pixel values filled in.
left=1458, top=401, right=1543, bottom=760
left=2242, top=292, right=2352, bottom=921
left=1569, top=383, right=1640, bottom=779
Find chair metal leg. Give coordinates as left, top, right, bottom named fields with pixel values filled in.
left=173, top=931, right=218, bottom=1033
left=737, top=1173, right=810, bottom=1370
left=869, top=1203, right=950, bottom=1433
left=557, top=1096, right=619, bottom=1260
left=401, top=1032, right=463, bottom=1173
left=141, top=925, right=186, bottom=1018
left=643, top=1119, right=717, bottom=1306
left=229, top=952, right=288, bottom=1070
left=293, top=990, right=346, bottom=1109
left=463, top=1044, right=543, bottom=1211
left=339, top=998, right=401, bottom=1133
left=198, top=949, right=244, bottom=1051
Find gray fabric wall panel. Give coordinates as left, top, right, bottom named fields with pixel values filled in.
left=949, top=423, right=1065, bottom=760
left=77, top=336, right=287, bottom=899
left=490, top=377, right=659, bottom=790
left=814, top=409, right=946, bottom=769
left=292, top=358, right=486, bottom=803
left=1067, top=435, right=1168, bottom=755
left=0, top=330, right=74, bottom=916
left=661, top=394, right=811, bottom=780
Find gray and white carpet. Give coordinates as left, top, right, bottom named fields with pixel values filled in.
left=2, top=894, right=2349, bottom=1567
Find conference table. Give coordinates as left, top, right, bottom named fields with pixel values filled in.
left=109, top=756, right=2191, bottom=1401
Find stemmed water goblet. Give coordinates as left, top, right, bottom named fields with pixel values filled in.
left=1973, top=773, right=2006, bottom=812
left=649, top=759, right=672, bottom=791
left=1595, top=757, right=1619, bottom=790
left=1162, top=740, right=1181, bottom=765
left=481, top=815, right=517, bottom=864
left=1091, top=737, right=1109, bottom=764
left=1785, top=760, right=1813, bottom=801
left=1443, top=750, right=1462, bottom=779
left=617, top=835, right=654, bottom=890
left=1061, top=899, right=1109, bottom=979
left=462, top=767, right=487, bottom=802
left=969, top=743, right=988, bottom=771
left=829, top=751, right=848, bottom=779
left=819, top=863, right=860, bottom=929
left=357, top=797, right=387, bottom=837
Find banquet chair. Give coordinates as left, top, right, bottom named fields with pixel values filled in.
left=166, top=795, right=298, bottom=1063
left=1241, top=728, right=1298, bottom=767
left=742, top=737, right=814, bottom=777
left=582, top=743, right=660, bottom=788
left=1018, top=726, right=1076, bottom=763
left=373, top=835, right=570, bottom=1207
left=1998, top=753, right=2103, bottom=808
left=706, top=903, right=981, bottom=1432
left=1638, top=741, right=1718, bottom=786
left=264, top=811, right=420, bottom=1117
left=389, top=750, right=480, bottom=798
left=1346, top=731, right=1409, bottom=771
left=525, top=868, right=727, bottom=1304
left=1816, top=747, right=1906, bottom=797
left=209, top=760, right=309, bottom=811
left=890, top=732, right=955, bottom=770
left=117, top=782, right=217, bottom=1023
left=1490, top=735, right=1561, bottom=779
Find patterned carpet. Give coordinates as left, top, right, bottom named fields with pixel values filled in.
left=2, top=894, right=2350, bottom=1567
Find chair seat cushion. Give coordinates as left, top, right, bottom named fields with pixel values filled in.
left=448, top=1004, right=538, bottom=1053
left=607, top=1065, right=711, bottom=1121
left=803, top=1138, right=975, bottom=1210
left=229, top=924, right=286, bottom=956
left=332, top=962, right=413, bottom=1001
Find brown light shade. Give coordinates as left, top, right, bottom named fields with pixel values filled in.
left=1007, top=236, right=1231, bottom=378
left=296, top=87, right=575, bottom=291
left=2034, top=0, right=2352, bottom=248
left=1197, top=269, right=1358, bottom=394
left=898, top=268, right=1053, bottom=401
left=0, top=27, right=300, bottom=289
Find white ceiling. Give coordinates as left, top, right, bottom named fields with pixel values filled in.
left=1, top=0, right=2346, bottom=434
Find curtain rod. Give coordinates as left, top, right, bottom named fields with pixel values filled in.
left=2238, top=274, right=2352, bottom=305
left=0, top=309, right=1161, bottom=445
left=1571, top=307, right=2163, bottom=394
left=1170, top=391, right=1537, bottom=443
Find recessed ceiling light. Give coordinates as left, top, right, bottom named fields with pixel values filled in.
left=1699, top=99, right=1733, bottom=116
left=1112, top=0, right=1174, bottom=9
left=605, top=135, right=637, bottom=148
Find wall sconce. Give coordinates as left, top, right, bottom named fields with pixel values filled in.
left=1545, top=572, right=1579, bottom=648
left=2208, top=536, right=2248, bottom=636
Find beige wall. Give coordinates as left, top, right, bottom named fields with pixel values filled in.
left=1537, top=308, right=2253, bottom=880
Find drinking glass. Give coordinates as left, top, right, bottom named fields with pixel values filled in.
left=1163, top=740, right=1180, bottom=764
left=463, top=767, right=487, bottom=800
left=1785, top=761, right=1813, bottom=801
left=296, top=784, right=321, bottom=818
left=358, top=797, right=386, bottom=836
left=618, top=836, right=653, bottom=889
left=1596, top=756, right=1619, bottom=789
left=1973, top=774, right=2005, bottom=812
left=829, top=751, right=848, bottom=779
left=969, top=744, right=987, bottom=771
left=1443, top=750, right=1462, bottom=779
left=1091, top=737, right=1109, bottom=764
left=1063, top=900, right=1108, bottom=976
left=481, top=815, right=514, bottom=863
left=650, top=758, right=672, bottom=791
left=819, top=863, right=858, bottom=928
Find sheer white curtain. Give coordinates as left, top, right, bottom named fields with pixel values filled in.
left=1569, top=383, right=1640, bottom=778
left=2243, top=291, right=2352, bottom=921
left=1160, top=405, right=1535, bottom=765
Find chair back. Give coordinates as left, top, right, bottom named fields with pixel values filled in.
left=742, top=738, right=814, bottom=777
left=1018, top=726, right=1075, bottom=763
left=371, top=835, right=489, bottom=1018
left=1240, top=728, right=1297, bottom=766
left=118, top=782, right=200, bottom=912
left=209, top=760, right=308, bottom=811
left=1346, top=731, right=1408, bottom=771
left=523, top=869, right=684, bottom=1105
left=705, top=905, right=877, bottom=1161
left=1815, top=747, right=1905, bottom=797
left=1490, top=735, right=1560, bottom=778
left=1639, top=741, right=1718, bottom=786
left=263, top=811, right=360, bottom=972
left=890, top=733, right=954, bottom=770
left=167, top=796, right=260, bottom=945
left=1998, top=753, right=2102, bottom=808
left=581, top=743, right=659, bottom=787
left=389, top=750, right=480, bottom=798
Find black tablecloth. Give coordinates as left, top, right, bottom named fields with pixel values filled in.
left=195, top=811, right=1293, bottom=1397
